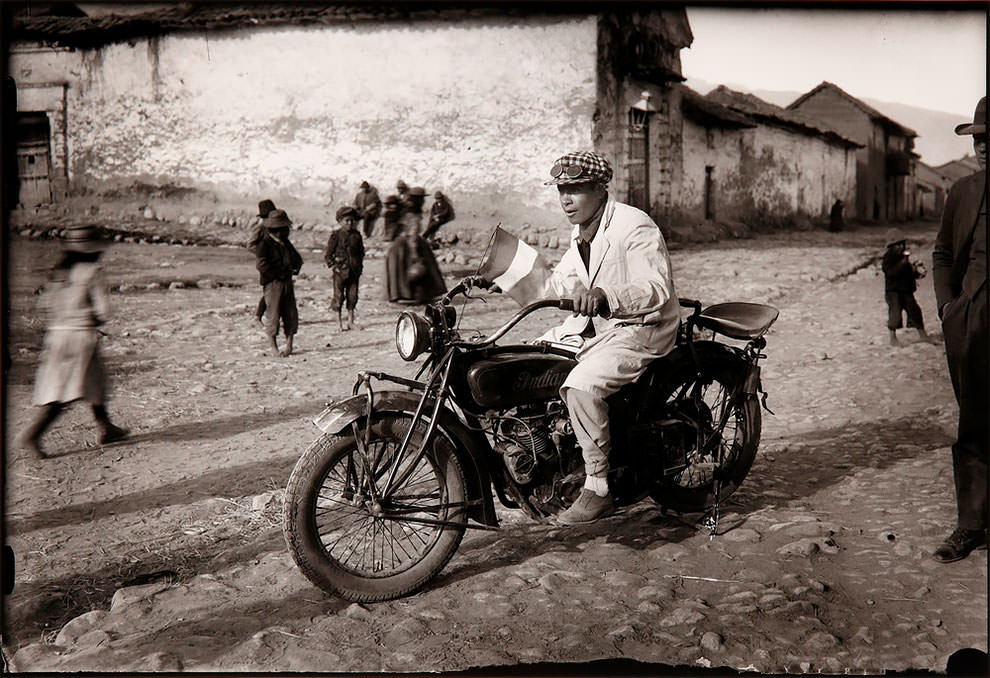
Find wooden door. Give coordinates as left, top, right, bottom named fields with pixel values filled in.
left=15, top=112, right=54, bottom=207
left=16, top=142, right=52, bottom=207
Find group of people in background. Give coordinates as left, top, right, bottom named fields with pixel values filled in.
left=352, top=179, right=456, bottom=244
left=247, top=179, right=451, bottom=356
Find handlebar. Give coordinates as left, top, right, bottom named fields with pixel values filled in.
left=450, top=297, right=572, bottom=349
left=444, top=277, right=699, bottom=348
left=442, top=276, right=492, bottom=303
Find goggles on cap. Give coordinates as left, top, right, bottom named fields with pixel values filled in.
left=550, top=163, right=587, bottom=180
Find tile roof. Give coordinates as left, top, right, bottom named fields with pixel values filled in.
left=679, top=85, right=755, bottom=129
left=934, top=155, right=981, bottom=181
left=11, top=2, right=680, bottom=49
left=786, top=81, right=918, bottom=138
left=706, top=85, right=863, bottom=148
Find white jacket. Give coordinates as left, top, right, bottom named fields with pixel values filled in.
left=540, top=196, right=680, bottom=397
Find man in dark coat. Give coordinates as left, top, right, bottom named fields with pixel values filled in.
left=882, top=235, right=935, bottom=346
left=354, top=181, right=382, bottom=238
left=423, top=190, right=455, bottom=242
left=256, top=209, right=303, bottom=357
left=931, top=96, right=988, bottom=563
left=829, top=199, right=844, bottom=232
left=324, top=205, right=365, bottom=331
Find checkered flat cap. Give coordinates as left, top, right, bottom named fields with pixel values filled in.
left=545, top=151, right=613, bottom=186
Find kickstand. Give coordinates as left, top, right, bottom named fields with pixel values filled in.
left=704, top=479, right=722, bottom=540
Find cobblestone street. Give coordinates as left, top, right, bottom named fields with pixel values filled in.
left=3, top=221, right=987, bottom=673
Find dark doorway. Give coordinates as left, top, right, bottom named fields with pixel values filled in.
left=704, top=166, right=715, bottom=220
left=626, top=127, right=649, bottom=213
left=16, top=112, right=53, bottom=207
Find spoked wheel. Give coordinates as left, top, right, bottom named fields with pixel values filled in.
left=283, top=414, right=467, bottom=602
left=651, top=347, right=761, bottom=513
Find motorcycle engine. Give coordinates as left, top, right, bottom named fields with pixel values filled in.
left=493, top=404, right=583, bottom=516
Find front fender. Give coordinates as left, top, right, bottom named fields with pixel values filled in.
left=313, top=394, right=373, bottom=434
left=311, top=390, right=498, bottom=527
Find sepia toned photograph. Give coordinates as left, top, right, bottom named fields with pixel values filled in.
left=1, top=1, right=987, bottom=674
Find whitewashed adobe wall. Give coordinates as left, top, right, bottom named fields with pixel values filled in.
left=746, top=125, right=856, bottom=217
left=677, top=119, right=742, bottom=219
left=10, top=16, right=598, bottom=213
left=676, top=117, right=855, bottom=224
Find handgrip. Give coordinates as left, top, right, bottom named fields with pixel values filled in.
left=557, top=298, right=575, bottom=312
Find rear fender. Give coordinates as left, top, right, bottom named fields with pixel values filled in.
left=312, top=391, right=498, bottom=527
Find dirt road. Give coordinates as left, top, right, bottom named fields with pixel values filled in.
left=3, top=219, right=986, bottom=673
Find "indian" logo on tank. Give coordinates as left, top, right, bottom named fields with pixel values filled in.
left=513, top=369, right=567, bottom=391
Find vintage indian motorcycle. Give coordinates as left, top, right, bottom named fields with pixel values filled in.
left=282, top=277, right=778, bottom=602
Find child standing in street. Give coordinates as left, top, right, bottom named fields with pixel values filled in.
left=324, top=205, right=365, bottom=331
left=256, top=209, right=303, bottom=357
left=247, top=199, right=277, bottom=325
left=15, top=225, right=128, bottom=458
left=882, top=235, right=937, bottom=346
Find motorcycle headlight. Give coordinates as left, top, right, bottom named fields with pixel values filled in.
left=395, top=311, right=431, bottom=361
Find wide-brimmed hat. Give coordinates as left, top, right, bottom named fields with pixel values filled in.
left=885, top=228, right=906, bottom=248
left=264, top=209, right=292, bottom=230
left=955, top=96, right=987, bottom=136
left=257, top=199, right=277, bottom=218
left=544, top=151, right=613, bottom=186
left=336, top=205, right=359, bottom=222
left=408, top=186, right=427, bottom=197
left=62, top=225, right=107, bottom=253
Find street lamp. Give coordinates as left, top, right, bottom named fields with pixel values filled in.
left=628, top=91, right=656, bottom=131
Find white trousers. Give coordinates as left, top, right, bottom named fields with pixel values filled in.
left=563, top=387, right=610, bottom=479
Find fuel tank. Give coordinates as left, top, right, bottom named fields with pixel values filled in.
left=465, top=351, right=576, bottom=409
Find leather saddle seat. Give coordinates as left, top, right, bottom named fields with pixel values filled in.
left=694, top=302, right=779, bottom=340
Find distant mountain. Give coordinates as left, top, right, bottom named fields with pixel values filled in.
left=685, top=77, right=973, bottom=167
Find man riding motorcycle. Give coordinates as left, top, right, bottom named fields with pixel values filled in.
left=539, top=151, right=681, bottom=524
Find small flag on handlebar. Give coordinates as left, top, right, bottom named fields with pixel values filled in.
left=478, top=226, right=553, bottom=306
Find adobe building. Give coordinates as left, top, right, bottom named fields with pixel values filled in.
left=788, top=81, right=918, bottom=224
left=6, top=3, right=692, bottom=228
left=671, top=85, right=860, bottom=230
left=934, top=155, right=981, bottom=184
left=912, top=161, right=950, bottom=220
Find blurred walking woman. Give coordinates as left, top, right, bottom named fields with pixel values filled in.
left=385, top=187, right=446, bottom=304
left=15, top=225, right=128, bottom=458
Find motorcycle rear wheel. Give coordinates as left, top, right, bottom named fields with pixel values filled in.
left=650, top=346, right=761, bottom=514
left=283, top=414, right=467, bottom=602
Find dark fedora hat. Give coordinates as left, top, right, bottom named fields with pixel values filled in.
left=264, top=209, right=293, bottom=230
left=62, top=224, right=107, bottom=253
left=955, top=96, right=987, bottom=136
left=257, top=199, right=277, bottom=218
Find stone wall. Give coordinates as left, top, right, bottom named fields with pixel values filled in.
left=10, top=16, right=598, bottom=222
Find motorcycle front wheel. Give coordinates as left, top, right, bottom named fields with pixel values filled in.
left=651, top=346, right=761, bottom=514
left=283, top=414, right=467, bottom=602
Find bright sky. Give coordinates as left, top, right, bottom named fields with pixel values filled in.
left=681, top=8, right=987, bottom=117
